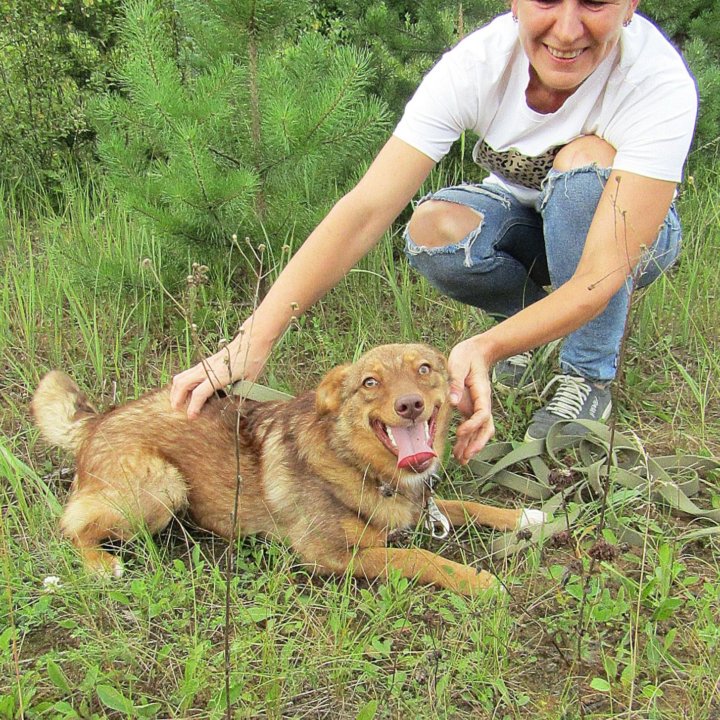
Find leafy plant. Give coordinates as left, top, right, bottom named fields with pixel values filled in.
left=316, top=0, right=506, bottom=115
left=0, top=0, right=118, bottom=190
left=91, top=0, right=390, bottom=257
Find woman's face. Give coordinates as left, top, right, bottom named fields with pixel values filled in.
left=512, top=0, right=638, bottom=96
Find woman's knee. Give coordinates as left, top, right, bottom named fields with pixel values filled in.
left=407, top=200, right=482, bottom=249
left=553, top=135, right=616, bottom=172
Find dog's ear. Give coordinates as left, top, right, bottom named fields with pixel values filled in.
left=315, top=364, right=351, bottom=415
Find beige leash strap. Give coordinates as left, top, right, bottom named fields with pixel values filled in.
left=468, top=420, right=720, bottom=560
left=231, top=380, right=293, bottom=402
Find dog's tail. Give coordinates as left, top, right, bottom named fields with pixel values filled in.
left=31, top=371, right=98, bottom=453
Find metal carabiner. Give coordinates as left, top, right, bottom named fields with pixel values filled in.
left=424, top=495, right=451, bottom=540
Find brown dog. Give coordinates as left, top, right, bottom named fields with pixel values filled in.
left=32, top=344, right=543, bottom=594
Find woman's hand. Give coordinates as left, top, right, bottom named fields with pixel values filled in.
left=447, top=337, right=496, bottom=464
left=170, top=322, right=273, bottom=419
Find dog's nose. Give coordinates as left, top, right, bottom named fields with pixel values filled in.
left=394, top=394, right=424, bottom=420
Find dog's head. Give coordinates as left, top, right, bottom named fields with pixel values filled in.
left=315, top=344, right=450, bottom=479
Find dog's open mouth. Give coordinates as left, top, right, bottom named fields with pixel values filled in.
left=371, top=406, right=439, bottom=473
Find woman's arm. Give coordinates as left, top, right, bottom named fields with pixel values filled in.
left=450, top=169, right=678, bottom=463
left=170, top=136, right=436, bottom=417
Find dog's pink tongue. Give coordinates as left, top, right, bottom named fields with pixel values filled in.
left=392, top=423, right=436, bottom=471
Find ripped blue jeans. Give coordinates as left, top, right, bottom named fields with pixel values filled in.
left=404, top=166, right=682, bottom=382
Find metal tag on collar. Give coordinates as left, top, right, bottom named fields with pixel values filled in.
left=425, top=495, right=450, bottom=540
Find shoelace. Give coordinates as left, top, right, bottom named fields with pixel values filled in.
left=505, top=351, right=533, bottom=369
left=540, top=374, right=592, bottom=419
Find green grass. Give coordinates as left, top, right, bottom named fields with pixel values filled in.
left=1, top=162, right=719, bottom=719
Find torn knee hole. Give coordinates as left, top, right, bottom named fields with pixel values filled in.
left=408, top=202, right=484, bottom=250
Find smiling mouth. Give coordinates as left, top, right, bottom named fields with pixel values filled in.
left=545, top=45, right=585, bottom=60
left=371, top=406, right=440, bottom=473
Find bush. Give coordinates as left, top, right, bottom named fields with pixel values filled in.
left=683, top=38, right=720, bottom=153
left=318, top=0, right=505, bottom=115
left=0, top=0, right=118, bottom=188
left=2, top=0, right=718, bottom=197
left=90, top=0, right=390, bottom=254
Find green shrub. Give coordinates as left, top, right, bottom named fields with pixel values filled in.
left=0, top=0, right=118, bottom=189
left=320, top=0, right=505, bottom=115
left=683, top=38, right=720, bottom=153
left=2, top=0, right=718, bottom=196
left=90, top=0, right=390, bottom=254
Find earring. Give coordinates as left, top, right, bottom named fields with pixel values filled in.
left=512, top=13, right=518, bottom=23
left=623, top=17, right=632, bottom=27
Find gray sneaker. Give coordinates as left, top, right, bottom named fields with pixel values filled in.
left=492, top=351, right=536, bottom=391
left=524, top=374, right=612, bottom=441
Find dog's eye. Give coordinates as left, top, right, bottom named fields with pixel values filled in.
left=362, top=377, right=379, bottom=388
left=418, top=363, right=432, bottom=375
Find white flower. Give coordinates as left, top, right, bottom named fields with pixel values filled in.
left=42, top=576, right=62, bottom=592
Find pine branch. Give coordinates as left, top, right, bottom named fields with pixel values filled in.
left=207, top=146, right=244, bottom=168
left=185, top=133, right=221, bottom=223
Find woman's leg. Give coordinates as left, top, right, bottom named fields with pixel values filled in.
left=404, top=183, right=548, bottom=317
left=529, top=136, right=682, bottom=439
left=540, top=136, right=682, bottom=383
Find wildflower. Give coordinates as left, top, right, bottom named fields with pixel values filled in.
left=42, top=576, right=62, bottom=592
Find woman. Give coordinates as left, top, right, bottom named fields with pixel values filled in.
left=170, top=0, right=697, bottom=463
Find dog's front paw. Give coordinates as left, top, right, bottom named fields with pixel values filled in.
left=82, top=549, right=124, bottom=579
left=517, top=508, right=547, bottom=529
left=475, top=568, right=498, bottom=590
left=457, top=568, right=501, bottom=596
left=94, top=557, right=124, bottom=580
left=108, top=558, right=125, bottom=579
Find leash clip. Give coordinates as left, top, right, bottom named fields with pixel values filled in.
left=424, top=474, right=450, bottom=539
left=425, top=496, right=451, bottom=539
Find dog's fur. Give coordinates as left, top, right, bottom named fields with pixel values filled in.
left=32, top=344, right=539, bottom=594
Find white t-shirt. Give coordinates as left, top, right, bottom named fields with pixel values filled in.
left=394, top=13, right=698, bottom=205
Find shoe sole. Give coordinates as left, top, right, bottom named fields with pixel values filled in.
left=523, top=402, right=613, bottom=443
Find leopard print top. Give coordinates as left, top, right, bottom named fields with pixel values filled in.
left=473, top=140, right=561, bottom=190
